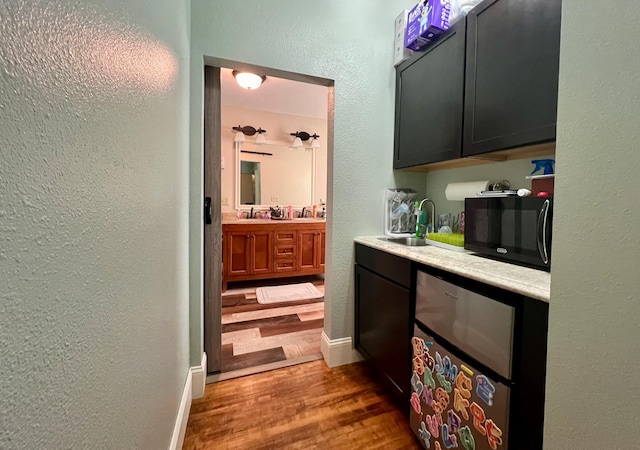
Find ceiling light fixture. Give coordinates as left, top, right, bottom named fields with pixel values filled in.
left=232, top=70, right=266, bottom=90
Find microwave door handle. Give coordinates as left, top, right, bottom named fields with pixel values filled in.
left=542, top=199, right=551, bottom=264
left=537, top=199, right=550, bottom=265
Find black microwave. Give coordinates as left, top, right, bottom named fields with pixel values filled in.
left=464, top=197, right=553, bottom=271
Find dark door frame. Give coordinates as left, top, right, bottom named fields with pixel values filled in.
left=203, top=65, right=222, bottom=373
left=202, top=57, right=334, bottom=376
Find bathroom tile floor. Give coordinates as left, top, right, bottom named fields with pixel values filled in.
left=213, top=276, right=325, bottom=381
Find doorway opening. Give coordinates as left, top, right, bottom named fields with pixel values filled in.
left=203, top=60, right=334, bottom=380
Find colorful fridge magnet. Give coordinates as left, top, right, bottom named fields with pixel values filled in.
left=485, top=419, right=503, bottom=450
left=453, top=388, right=471, bottom=421
left=411, top=392, right=422, bottom=414
left=426, top=414, right=440, bottom=438
left=476, top=375, right=496, bottom=407
left=459, top=426, right=475, bottom=450
left=412, top=371, right=425, bottom=396
left=441, top=423, right=458, bottom=448
left=469, top=402, right=486, bottom=435
left=423, top=369, right=436, bottom=390
left=418, top=422, right=431, bottom=448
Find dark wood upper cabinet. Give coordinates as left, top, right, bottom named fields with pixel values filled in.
left=394, top=18, right=466, bottom=169
left=393, top=0, right=562, bottom=167
left=463, top=0, right=562, bottom=156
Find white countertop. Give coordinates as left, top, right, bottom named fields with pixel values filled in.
left=222, top=217, right=326, bottom=225
left=354, top=236, right=550, bottom=302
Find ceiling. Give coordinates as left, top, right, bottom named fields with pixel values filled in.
left=220, top=68, right=328, bottom=119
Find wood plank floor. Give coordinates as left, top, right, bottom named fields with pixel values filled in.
left=184, top=360, right=421, bottom=450
left=219, top=278, right=324, bottom=375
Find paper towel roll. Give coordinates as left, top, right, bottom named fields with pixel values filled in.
left=445, top=180, right=491, bottom=201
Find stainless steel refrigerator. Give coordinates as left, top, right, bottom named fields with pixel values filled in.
left=409, top=270, right=547, bottom=450
left=410, top=325, right=510, bottom=449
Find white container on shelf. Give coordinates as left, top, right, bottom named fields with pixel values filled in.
left=394, top=9, right=414, bottom=66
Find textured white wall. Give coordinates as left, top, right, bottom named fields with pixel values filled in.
left=544, top=1, right=640, bottom=447
left=0, top=0, right=191, bottom=448
left=425, top=155, right=555, bottom=218
left=190, top=0, right=424, bottom=343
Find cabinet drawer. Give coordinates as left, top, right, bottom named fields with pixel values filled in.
left=274, top=230, right=297, bottom=243
left=273, top=259, right=296, bottom=273
left=415, top=271, right=515, bottom=379
left=355, top=243, right=411, bottom=288
left=274, top=244, right=296, bottom=258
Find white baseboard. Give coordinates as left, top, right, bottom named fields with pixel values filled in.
left=169, top=369, right=192, bottom=450
left=191, top=352, right=207, bottom=399
left=320, top=331, right=363, bottom=368
left=168, top=353, right=207, bottom=450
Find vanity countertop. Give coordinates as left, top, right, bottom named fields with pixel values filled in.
left=355, top=236, right=550, bottom=302
left=222, top=217, right=326, bottom=225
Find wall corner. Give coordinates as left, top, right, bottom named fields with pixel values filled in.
left=320, top=331, right=363, bottom=368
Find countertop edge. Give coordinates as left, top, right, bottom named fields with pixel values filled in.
left=354, top=236, right=550, bottom=303
left=222, top=218, right=326, bottom=225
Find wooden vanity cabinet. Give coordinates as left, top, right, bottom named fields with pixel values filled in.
left=273, top=228, right=297, bottom=274
left=225, top=229, right=272, bottom=277
left=298, top=228, right=326, bottom=272
left=223, top=221, right=325, bottom=291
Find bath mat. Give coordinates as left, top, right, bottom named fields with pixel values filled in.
left=256, top=282, right=323, bottom=304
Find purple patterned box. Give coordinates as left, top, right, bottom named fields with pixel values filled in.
left=405, top=0, right=452, bottom=51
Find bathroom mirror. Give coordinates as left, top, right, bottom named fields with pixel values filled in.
left=235, top=141, right=316, bottom=209
left=240, top=161, right=261, bottom=205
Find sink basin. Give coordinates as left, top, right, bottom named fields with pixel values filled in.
left=382, top=237, right=428, bottom=247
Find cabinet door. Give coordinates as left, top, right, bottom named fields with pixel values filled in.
left=355, top=265, right=411, bottom=400
left=394, top=19, right=466, bottom=168
left=298, top=229, right=319, bottom=270
left=226, top=231, right=251, bottom=276
left=318, top=231, right=326, bottom=269
left=463, top=0, right=561, bottom=156
left=250, top=230, right=272, bottom=275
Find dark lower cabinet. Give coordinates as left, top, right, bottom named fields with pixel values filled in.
left=463, top=0, right=562, bottom=156
left=355, top=244, right=412, bottom=404
left=394, top=18, right=466, bottom=168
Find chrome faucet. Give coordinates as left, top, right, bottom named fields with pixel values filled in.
left=416, top=198, right=435, bottom=238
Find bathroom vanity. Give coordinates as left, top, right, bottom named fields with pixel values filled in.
left=222, top=218, right=325, bottom=291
